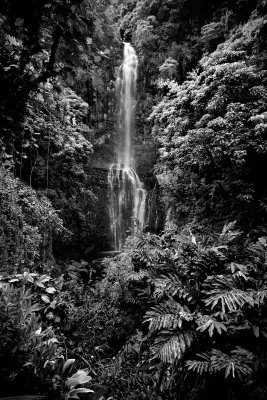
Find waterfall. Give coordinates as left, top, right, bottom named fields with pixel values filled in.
left=108, top=43, right=147, bottom=250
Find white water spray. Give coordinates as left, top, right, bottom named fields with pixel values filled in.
left=108, top=43, right=147, bottom=250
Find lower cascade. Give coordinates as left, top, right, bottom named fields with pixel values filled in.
left=108, top=164, right=146, bottom=250
left=108, top=42, right=147, bottom=250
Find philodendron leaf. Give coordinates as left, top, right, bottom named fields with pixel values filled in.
left=61, top=359, right=76, bottom=380
left=66, top=370, right=91, bottom=387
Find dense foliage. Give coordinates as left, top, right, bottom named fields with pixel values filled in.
left=96, top=225, right=267, bottom=399
left=1, top=0, right=267, bottom=399
left=150, top=16, right=267, bottom=227
left=0, top=0, right=121, bottom=257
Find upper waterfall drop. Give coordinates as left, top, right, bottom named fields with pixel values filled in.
left=108, top=43, right=147, bottom=250
left=117, top=42, right=138, bottom=167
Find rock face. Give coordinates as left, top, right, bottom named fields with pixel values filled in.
left=134, top=142, right=160, bottom=234
left=85, top=143, right=115, bottom=258
left=134, top=142, right=157, bottom=188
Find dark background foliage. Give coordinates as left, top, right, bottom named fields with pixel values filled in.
left=1, top=0, right=267, bottom=399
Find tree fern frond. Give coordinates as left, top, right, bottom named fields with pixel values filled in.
left=144, top=301, right=193, bottom=332
left=232, top=270, right=249, bottom=281
left=153, top=274, right=193, bottom=303
left=204, top=287, right=254, bottom=313
left=186, top=347, right=254, bottom=379
left=196, top=314, right=227, bottom=337
left=254, top=286, right=267, bottom=303
left=6, top=34, right=21, bottom=47
left=204, top=275, right=254, bottom=313
left=204, top=274, right=233, bottom=290
left=222, top=221, right=237, bottom=235
left=195, top=251, right=216, bottom=273
left=231, top=346, right=254, bottom=359
left=210, top=348, right=253, bottom=378
left=127, top=270, right=150, bottom=281
left=249, top=237, right=267, bottom=261
left=228, top=263, right=249, bottom=282
left=186, top=359, right=211, bottom=375
left=229, top=262, right=248, bottom=275
left=153, top=331, right=193, bottom=363
left=123, top=291, right=140, bottom=305
left=219, top=222, right=241, bottom=245
left=209, top=245, right=228, bottom=260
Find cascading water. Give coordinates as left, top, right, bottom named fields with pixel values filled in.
left=108, top=43, right=147, bottom=250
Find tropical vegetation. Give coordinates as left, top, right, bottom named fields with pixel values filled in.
left=1, top=0, right=267, bottom=399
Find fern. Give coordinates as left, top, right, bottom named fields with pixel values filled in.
left=6, top=34, right=22, bottom=47
left=211, top=348, right=253, bottom=378
left=219, top=221, right=241, bottom=245
left=229, top=262, right=248, bottom=275
left=153, top=274, right=193, bottom=303
left=196, top=314, right=227, bottom=336
left=204, top=275, right=254, bottom=313
left=153, top=331, right=193, bottom=363
left=186, top=351, right=212, bottom=375
left=205, top=288, right=254, bottom=313
left=209, top=245, right=228, bottom=260
left=249, top=237, right=267, bottom=263
left=123, top=291, right=141, bottom=305
left=254, top=284, right=267, bottom=304
left=247, top=237, right=267, bottom=304
left=144, top=301, right=193, bottom=332
left=127, top=270, right=150, bottom=281
left=187, top=347, right=254, bottom=379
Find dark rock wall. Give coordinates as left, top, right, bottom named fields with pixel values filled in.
left=85, top=143, right=115, bottom=258
left=134, top=142, right=161, bottom=233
